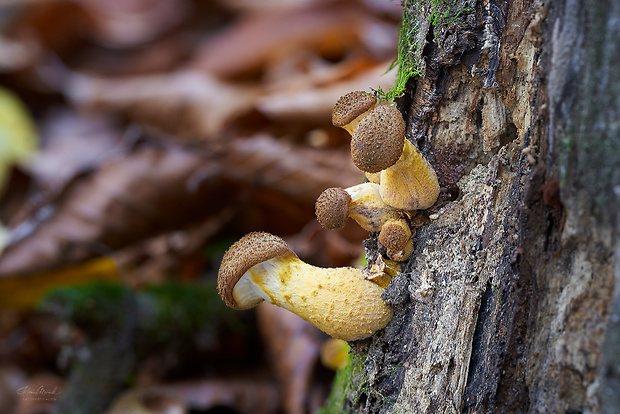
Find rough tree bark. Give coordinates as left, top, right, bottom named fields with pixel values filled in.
left=326, top=0, right=620, bottom=412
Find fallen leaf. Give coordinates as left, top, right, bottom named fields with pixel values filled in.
left=0, top=145, right=237, bottom=276
left=106, top=387, right=186, bottom=414
left=220, top=134, right=361, bottom=203
left=0, top=257, right=119, bottom=310
left=0, top=87, right=38, bottom=195
left=166, top=379, right=280, bottom=414
left=191, top=4, right=393, bottom=79
left=75, top=0, right=189, bottom=48
left=256, top=60, right=396, bottom=123
left=64, top=70, right=260, bottom=139
left=26, top=108, right=125, bottom=190
left=0, top=134, right=359, bottom=277
left=256, top=302, right=325, bottom=414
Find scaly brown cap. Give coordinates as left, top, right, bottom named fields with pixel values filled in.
left=332, top=91, right=377, bottom=127
left=351, top=105, right=406, bottom=173
left=378, top=219, right=411, bottom=252
left=218, top=232, right=292, bottom=309
left=315, top=187, right=352, bottom=229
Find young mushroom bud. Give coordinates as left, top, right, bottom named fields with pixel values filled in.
left=315, top=183, right=411, bottom=251
left=218, top=232, right=393, bottom=341
left=378, top=219, right=412, bottom=259
left=351, top=105, right=440, bottom=211
left=332, top=91, right=377, bottom=135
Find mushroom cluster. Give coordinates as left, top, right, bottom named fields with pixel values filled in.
left=217, top=232, right=393, bottom=341
left=332, top=91, right=440, bottom=211
left=315, top=183, right=411, bottom=255
left=216, top=91, right=439, bottom=342
left=317, top=91, right=440, bottom=260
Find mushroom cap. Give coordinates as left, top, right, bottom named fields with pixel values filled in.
left=351, top=105, right=406, bottom=173
left=332, top=91, right=377, bottom=127
left=315, top=187, right=352, bottom=229
left=378, top=220, right=411, bottom=251
left=218, top=232, right=293, bottom=309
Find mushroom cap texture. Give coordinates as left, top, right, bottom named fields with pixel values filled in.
left=379, top=221, right=410, bottom=251
left=218, top=232, right=293, bottom=309
left=351, top=105, right=406, bottom=173
left=315, top=187, right=352, bottom=229
left=332, top=91, right=377, bottom=127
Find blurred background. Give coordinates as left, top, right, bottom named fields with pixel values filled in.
left=0, top=0, right=401, bottom=412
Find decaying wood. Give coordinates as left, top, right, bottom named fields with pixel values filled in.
left=331, top=0, right=620, bottom=412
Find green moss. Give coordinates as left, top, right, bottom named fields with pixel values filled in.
left=375, top=0, right=473, bottom=102
left=40, top=280, right=241, bottom=342
left=138, top=281, right=241, bottom=346
left=40, top=281, right=130, bottom=331
left=429, top=0, right=473, bottom=26
left=374, top=1, right=425, bottom=101
left=314, top=351, right=369, bottom=414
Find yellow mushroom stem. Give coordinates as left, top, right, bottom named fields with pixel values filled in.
left=233, top=251, right=393, bottom=341
left=346, top=183, right=400, bottom=232
left=365, top=172, right=381, bottom=184
left=380, top=140, right=440, bottom=211
left=340, top=107, right=375, bottom=135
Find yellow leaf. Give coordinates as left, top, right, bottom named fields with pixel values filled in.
left=0, top=86, right=38, bottom=194
left=0, top=257, right=120, bottom=311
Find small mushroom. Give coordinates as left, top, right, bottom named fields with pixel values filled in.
left=351, top=105, right=440, bottom=210
left=378, top=219, right=413, bottom=260
left=331, top=91, right=377, bottom=135
left=315, top=183, right=411, bottom=252
left=217, top=232, right=393, bottom=341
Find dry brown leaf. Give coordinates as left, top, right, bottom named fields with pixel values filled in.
left=113, top=208, right=239, bottom=287
left=26, top=108, right=125, bottom=190
left=256, top=302, right=325, bottom=414
left=7, top=1, right=95, bottom=60
left=0, top=145, right=236, bottom=276
left=217, top=0, right=335, bottom=14
left=75, top=0, right=189, bottom=48
left=166, top=379, right=280, bottom=414
left=0, top=133, right=359, bottom=277
left=256, top=60, right=396, bottom=123
left=0, top=33, right=40, bottom=72
left=65, top=70, right=261, bottom=139
left=191, top=4, right=393, bottom=79
left=106, top=387, right=186, bottom=414
left=285, top=220, right=367, bottom=267
left=221, top=134, right=361, bottom=203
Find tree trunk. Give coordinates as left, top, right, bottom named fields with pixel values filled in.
left=324, top=0, right=620, bottom=412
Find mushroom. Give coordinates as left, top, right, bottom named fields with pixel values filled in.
left=331, top=91, right=377, bottom=135
left=378, top=219, right=413, bottom=260
left=217, top=232, right=393, bottom=341
left=351, top=105, right=440, bottom=211
left=315, top=183, right=411, bottom=252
